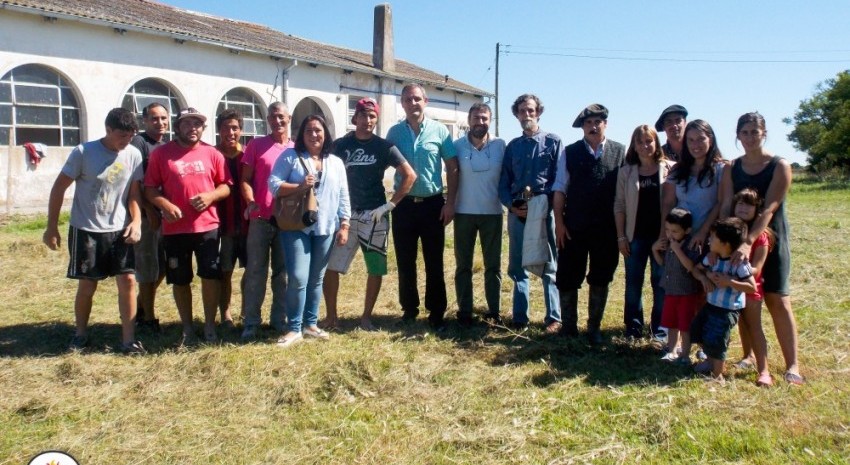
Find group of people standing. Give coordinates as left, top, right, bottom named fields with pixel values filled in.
left=42, top=85, right=802, bottom=385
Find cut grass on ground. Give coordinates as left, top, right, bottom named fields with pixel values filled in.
left=1, top=176, right=848, bottom=464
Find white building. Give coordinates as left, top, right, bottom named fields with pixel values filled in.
left=0, top=0, right=489, bottom=211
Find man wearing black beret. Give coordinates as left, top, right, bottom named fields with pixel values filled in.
left=552, top=104, right=625, bottom=344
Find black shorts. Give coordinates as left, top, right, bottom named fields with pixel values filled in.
left=219, top=234, right=247, bottom=272
left=162, top=230, right=222, bottom=285
left=66, top=225, right=135, bottom=280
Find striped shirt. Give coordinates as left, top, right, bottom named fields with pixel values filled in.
left=703, top=256, right=754, bottom=310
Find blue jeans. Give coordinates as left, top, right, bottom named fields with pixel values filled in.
left=623, top=237, right=665, bottom=337
left=507, top=211, right=560, bottom=325
left=279, top=230, right=334, bottom=333
left=242, top=218, right=287, bottom=329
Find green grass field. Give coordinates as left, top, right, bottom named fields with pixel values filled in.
left=1, top=175, right=848, bottom=464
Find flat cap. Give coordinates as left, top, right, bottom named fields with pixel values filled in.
left=654, top=105, right=688, bottom=131
left=572, top=104, right=608, bottom=128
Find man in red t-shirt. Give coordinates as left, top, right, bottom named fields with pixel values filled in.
left=144, top=108, right=232, bottom=346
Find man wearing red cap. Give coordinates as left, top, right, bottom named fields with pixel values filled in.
left=144, top=107, right=232, bottom=346
left=322, top=98, right=416, bottom=330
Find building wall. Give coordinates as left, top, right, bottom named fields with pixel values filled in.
left=0, top=9, right=481, bottom=212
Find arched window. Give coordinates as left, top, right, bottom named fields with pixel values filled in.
left=216, top=87, right=266, bottom=145
left=121, top=78, right=181, bottom=142
left=0, top=64, right=81, bottom=146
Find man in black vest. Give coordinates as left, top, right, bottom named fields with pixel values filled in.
left=553, top=104, right=625, bottom=344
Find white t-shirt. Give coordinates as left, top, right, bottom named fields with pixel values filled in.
left=454, top=136, right=506, bottom=215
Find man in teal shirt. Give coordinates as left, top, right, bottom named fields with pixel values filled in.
left=386, top=83, right=458, bottom=332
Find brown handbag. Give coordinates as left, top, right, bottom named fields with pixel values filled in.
left=274, top=155, right=319, bottom=231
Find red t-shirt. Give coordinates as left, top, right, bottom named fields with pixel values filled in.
left=144, top=141, right=232, bottom=235
left=746, top=231, right=770, bottom=301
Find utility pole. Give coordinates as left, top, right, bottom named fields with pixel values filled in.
left=495, top=42, right=500, bottom=137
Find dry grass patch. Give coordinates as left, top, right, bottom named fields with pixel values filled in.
left=1, top=177, right=849, bottom=464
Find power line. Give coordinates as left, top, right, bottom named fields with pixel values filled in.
left=502, top=49, right=850, bottom=64
left=502, top=44, right=850, bottom=55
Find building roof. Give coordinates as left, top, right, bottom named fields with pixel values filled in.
left=2, top=0, right=490, bottom=97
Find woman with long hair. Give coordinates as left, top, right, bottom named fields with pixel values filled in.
left=614, top=125, right=673, bottom=339
left=720, top=112, right=802, bottom=385
left=269, top=114, right=350, bottom=347
left=660, top=119, right=726, bottom=253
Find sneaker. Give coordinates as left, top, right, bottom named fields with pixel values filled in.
left=693, top=360, right=712, bottom=375
left=68, top=334, right=89, bottom=352
left=302, top=326, right=330, bottom=340
left=651, top=330, right=668, bottom=345
left=660, top=352, right=679, bottom=362
left=240, top=325, right=259, bottom=341
left=277, top=332, right=303, bottom=348
left=696, top=349, right=708, bottom=361
left=120, top=340, right=146, bottom=355
left=544, top=321, right=563, bottom=335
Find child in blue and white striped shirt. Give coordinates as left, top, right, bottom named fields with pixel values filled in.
left=690, top=217, right=757, bottom=380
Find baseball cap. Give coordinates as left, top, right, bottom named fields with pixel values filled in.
left=352, top=98, right=380, bottom=124
left=177, top=107, right=207, bottom=124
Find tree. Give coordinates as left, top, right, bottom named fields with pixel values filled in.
left=784, top=70, right=850, bottom=172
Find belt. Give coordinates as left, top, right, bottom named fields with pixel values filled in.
left=407, top=193, right=442, bottom=203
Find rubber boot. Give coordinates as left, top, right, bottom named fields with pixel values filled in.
left=559, top=289, right=579, bottom=337
left=587, top=285, right=609, bottom=345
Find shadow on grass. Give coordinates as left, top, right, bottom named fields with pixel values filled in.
left=337, top=310, right=691, bottom=387
left=2, top=313, right=692, bottom=387
left=0, top=320, right=264, bottom=357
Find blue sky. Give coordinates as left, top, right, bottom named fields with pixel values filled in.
left=166, top=0, right=850, bottom=165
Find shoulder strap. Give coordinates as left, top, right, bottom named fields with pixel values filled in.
left=297, top=152, right=310, bottom=172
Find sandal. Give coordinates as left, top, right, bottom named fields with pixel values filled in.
left=303, top=326, right=330, bottom=340
left=784, top=371, right=805, bottom=386
left=277, top=332, right=303, bottom=348
left=734, top=358, right=755, bottom=371
left=756, top=373, right=774, bottom=387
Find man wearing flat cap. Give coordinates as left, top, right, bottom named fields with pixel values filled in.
left=553, top=103, right=625, bottom=344
left=144, top=107, right=233, bottom=346
left=323, top=97, right=416, bottom=331
left=655, top=104, right=687, bottom=162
